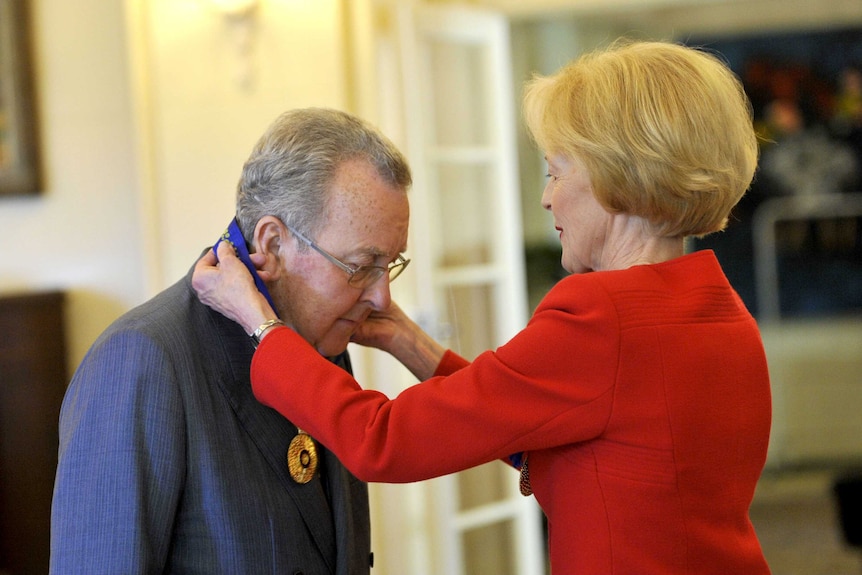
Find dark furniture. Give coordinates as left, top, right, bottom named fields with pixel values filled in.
left=0, top=291, right=67, bottom=574
left=834, top=473, right=862, bottom=562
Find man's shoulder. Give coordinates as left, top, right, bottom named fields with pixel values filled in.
left=87, top=277, right=209, bottom=360
left=70, top=274, right=236, bottom=393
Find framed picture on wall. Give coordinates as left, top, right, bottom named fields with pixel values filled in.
left=0, top=0, right=41, bottom=196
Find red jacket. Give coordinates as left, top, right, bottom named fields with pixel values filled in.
left=252, top=250, right=771, bottom=574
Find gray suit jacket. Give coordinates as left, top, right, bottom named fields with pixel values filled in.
left=51, top=266, right=371, bottom=574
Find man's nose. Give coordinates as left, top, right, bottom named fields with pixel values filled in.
left=362, top=274, right=392, bottom=310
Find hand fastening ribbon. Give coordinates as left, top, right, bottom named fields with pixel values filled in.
left=214, top=218, right=278, bottom=312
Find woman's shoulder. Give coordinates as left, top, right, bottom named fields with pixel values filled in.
left=535, top=251, right=726, bottom=314
left=535, top=271, right=616, bottom=316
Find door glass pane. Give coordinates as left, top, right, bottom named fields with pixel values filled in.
left=443, top=284, right=497, bottom=359
left=458, top=461, right=512, bottom=510
left=463, top=520, right=517, bottom=575
left=437, top=163, right=493, bottom=268
left=429, top=40, right=488, bottom=147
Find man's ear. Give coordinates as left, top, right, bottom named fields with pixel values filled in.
left=252, top=216, right=289, bottom=279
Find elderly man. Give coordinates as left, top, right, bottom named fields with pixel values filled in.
left=50, top=108, right=411, bottom=574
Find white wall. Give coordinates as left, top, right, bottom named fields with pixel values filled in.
left=0, top=0, right=349, bottom=371
left=0, top=0, right=144, bottom=370
left=138, top=0, right=348, bottom=287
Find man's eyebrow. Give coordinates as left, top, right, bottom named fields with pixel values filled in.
left=345, top=246, right=387, bottom=260
left=358, top=246, right=406, bottom=263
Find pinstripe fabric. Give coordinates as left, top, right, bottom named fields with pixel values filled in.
left=50, top=264, right=370, bottom=574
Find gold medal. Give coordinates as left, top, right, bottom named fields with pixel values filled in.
left=287, top=430, right=318, bottom=484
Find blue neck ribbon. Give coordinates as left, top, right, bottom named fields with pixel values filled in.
left=509, top=452, right=525, bottom=469
left=213, top=218, right=278, bottom=315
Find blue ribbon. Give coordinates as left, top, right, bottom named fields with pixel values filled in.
left=508, top=452, right=525, bottom=469
left=213, top=218, right=278, bottom=314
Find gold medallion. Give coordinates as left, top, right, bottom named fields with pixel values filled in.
left=287, top=431, right=318, bottom=484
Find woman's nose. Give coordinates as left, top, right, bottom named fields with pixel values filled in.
left=541, top=184, right=552, bottom=211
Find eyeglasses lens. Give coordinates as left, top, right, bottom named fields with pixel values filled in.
left=347, top=260, right=408, bottom=288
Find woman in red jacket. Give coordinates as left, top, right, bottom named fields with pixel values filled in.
left=194, top=39, right=771, bottom=574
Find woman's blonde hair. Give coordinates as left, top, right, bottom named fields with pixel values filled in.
left=523, top=39, right=758, bottom=237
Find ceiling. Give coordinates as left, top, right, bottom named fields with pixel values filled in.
left=467, top=0, right=862, bottom=36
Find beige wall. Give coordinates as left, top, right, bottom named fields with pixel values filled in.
left=0, top=0, right=142, bottom=370
left=0, top=0, right=350, bottom=370
left=138, top=0, right=348, bottom=286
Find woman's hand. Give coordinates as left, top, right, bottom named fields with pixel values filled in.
left=352, top=301, right=446, bottom=381
left=192, top=241, right=278, bottom=336
left=350, top=301, right=410, bottom=351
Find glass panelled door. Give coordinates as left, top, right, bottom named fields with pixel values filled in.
left=395, top=4, right=545, bottom=574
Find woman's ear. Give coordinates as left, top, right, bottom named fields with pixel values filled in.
left=252, top=216, right=288, bottom=280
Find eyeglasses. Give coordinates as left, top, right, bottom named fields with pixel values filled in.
left=287, top=225, right=410, bottom=289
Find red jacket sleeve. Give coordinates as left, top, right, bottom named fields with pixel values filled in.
left=250, top=277, right=619, bottom=483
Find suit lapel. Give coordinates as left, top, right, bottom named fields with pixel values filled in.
left=322, top=443, right=368, bottom=575
left=198, top=296, right=338, bottom=572
left=321, top=352, right=372, bottom=575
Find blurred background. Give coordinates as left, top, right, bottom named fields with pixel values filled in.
left=1, top=0, right=860, bottom=573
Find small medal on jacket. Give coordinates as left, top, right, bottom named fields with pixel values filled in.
left=287, top=429, right=318, bottom=484
left=519, top=455, right=533, bottom=497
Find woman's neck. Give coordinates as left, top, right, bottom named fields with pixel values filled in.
left=596, top=214, right=685, bottom=271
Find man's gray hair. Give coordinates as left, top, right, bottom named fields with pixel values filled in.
left=236, top=108, right=412, bottom=245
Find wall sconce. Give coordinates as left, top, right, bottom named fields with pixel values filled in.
left=210, top=0, right=259, bottom=89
